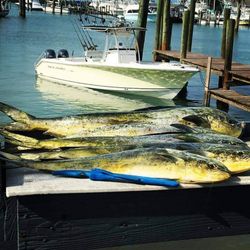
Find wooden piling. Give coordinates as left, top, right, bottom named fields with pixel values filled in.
left=180, top=10, right=190, bottom=61
left=154, top=0, right=164, bottom=59
left=136, top=0, right=149, bottom=61
left=203, top=57, right=212, bottom=106
left=223, top=19, right=235, bottom=89
left=161, top=0, right=171, bottom=51
left=19, top=0, right=26, bottom=17
left=52, top=0, right=56, bottom=14
left=27, top=0, right=30, bottom=11
left=187, top=0, right=196, bottom=52
left=235, top=2, right=241, bottom=33
left=221, top=8, right=231, bottom=58
left=60, top=0, right=63, bottom=15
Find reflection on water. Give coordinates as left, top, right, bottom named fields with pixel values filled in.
left=36, top=78, right=176, bottom=112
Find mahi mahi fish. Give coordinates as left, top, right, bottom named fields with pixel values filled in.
left=0, top=102, right=243, bottom=137
left=0, top=128, right=247, bottom=151
left=2, top=139, right=249, bottom=174
left=0, top=148, right=231, bottom=184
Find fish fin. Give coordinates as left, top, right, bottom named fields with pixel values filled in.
left=174, top=143, right=198, bottom=151
left=170, top=123, right=194, bottom=133
left=185, top=149, right=207, bottom=157
left=0, top=151, right=21, bottom=160
left=134, top=106, right=175, bottom=112
left=176, top=134, right=201, bottom=143
left=182, top=115, right=210, bottom=128
left=155, top=151, right=179, bottom=163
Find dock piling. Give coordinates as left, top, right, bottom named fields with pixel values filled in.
left=223, top=19, right=235, bottom=89
left=187, top=0, right=196, bottom=52
left=203, top=57, right=212, bottom=106
left=180, top=10, right=190, bottom=61
left=19, top=0, right=26, bottom=17
left=136, top=0, right=149, bottom=61
left=235, top=2, right=241, bottom=33
left=154, top=0, right=164, bottom=60
left=161, top=0, right=171, bottom=51
left=52, top=0, right=56, bottom=14
left=221, top=8, right=231, bottom=58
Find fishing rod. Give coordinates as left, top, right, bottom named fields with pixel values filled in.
left=70, top=18, right=88, bottom=51
left=74, top=18, right=96, bottom=50
left=81, top=21, right=98, bottom=50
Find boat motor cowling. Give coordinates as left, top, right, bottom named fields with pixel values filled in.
left=44, top=49, right=56, bottom=59
left=58, top=49, right=69, bottom=58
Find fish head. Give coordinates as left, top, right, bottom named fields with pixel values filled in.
left=206, top=149, right=250, bottom=174
left=181, top=115, right=210, bottom=129
left=208, top=116, right=243, bottom=137
left=204, top=108, right=243, bottom=137
left=165, top=149, right=231, bottom=183
left=184, top=158, right=231, bottom=183
left=181, top=108, right=243, bottom=137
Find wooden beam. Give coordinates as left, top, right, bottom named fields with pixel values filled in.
left=203, top=57, right=212, bottom=106
left=180, top=10, right=190, bottom=61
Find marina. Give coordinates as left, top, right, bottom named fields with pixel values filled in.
left=1, top=1, right=250, bottom=250
left=155, top=50, right=250, bottom=111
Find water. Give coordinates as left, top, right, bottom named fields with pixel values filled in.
left=0, top=5, right=250, bottom=123
left=1, top=6, right=250, bottom=249
left=0, top=10, right=250, bottom=125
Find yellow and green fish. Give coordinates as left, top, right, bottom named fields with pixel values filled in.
left=0, top=102, right=243, bottom=137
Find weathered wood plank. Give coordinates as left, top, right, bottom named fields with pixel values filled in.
left=209, top=89, right=250, bottom=112
left=155, top=50, right=250, bottom=84
left=17, top=186, right=250, bottom=250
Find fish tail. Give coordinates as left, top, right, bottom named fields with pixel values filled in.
left=0, top=129, right=39, bottom=146
left=0, top=102, right=35, bottom=123
left=0, top=151, right=21, bottom=161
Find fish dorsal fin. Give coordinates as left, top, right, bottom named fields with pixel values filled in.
left=170, top=123, right=194, bottom=133
left=182, top=115, right=210, bottom=128
left=134, top=106, right=175, bottom=112
left=175, top=134, right=201, bottom=143
left=185, top=149, right=206, bottom=157
left=154, top=150, right=179, bottom=163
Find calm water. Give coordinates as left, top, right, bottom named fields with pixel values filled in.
left=1, top=6, right=250, bottom=249
left=0, top=5, right=250, bottom=123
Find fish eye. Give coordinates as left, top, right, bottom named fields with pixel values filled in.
left=228, top=119, right=238, bottom=125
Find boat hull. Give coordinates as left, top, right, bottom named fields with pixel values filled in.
left=35, top=58, right=197, bottom=100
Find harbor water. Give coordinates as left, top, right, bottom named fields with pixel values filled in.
left=1, top=5, right=250, bottom=250
left=0, top=5, right=250, bottom=124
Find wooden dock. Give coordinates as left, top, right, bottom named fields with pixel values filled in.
left=155, top=50, right=250, bottom=112
left=2, top=164, right=250, bottom=249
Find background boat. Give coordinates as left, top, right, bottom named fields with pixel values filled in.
left=0, top=0, right=10, bottom=17
left=0, top=4, right=249, bottom=121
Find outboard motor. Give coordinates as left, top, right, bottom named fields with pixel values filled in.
left=57, top=49, right=69, bottom=58
left=44, top=49, right=56, bottom=59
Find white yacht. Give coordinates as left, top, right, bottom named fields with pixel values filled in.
left=30, top=0, right=43, bottom=11
left=35, top=23, right=199, bottom=100
left=123, top=4, right=157, bottom=22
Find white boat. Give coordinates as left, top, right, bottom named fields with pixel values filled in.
left=43, top=5, right=70, bottom=14
left=31, top=0, right=43, bottom=11
left=35, top=24, right=199, bottom=100
left=123, top=4, right=157, bottom=22
left=42, top=0, right=69, bottom=14
left=0, top=0, right=10, bottom=17
left=15, top=0, right=43, bottom=11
